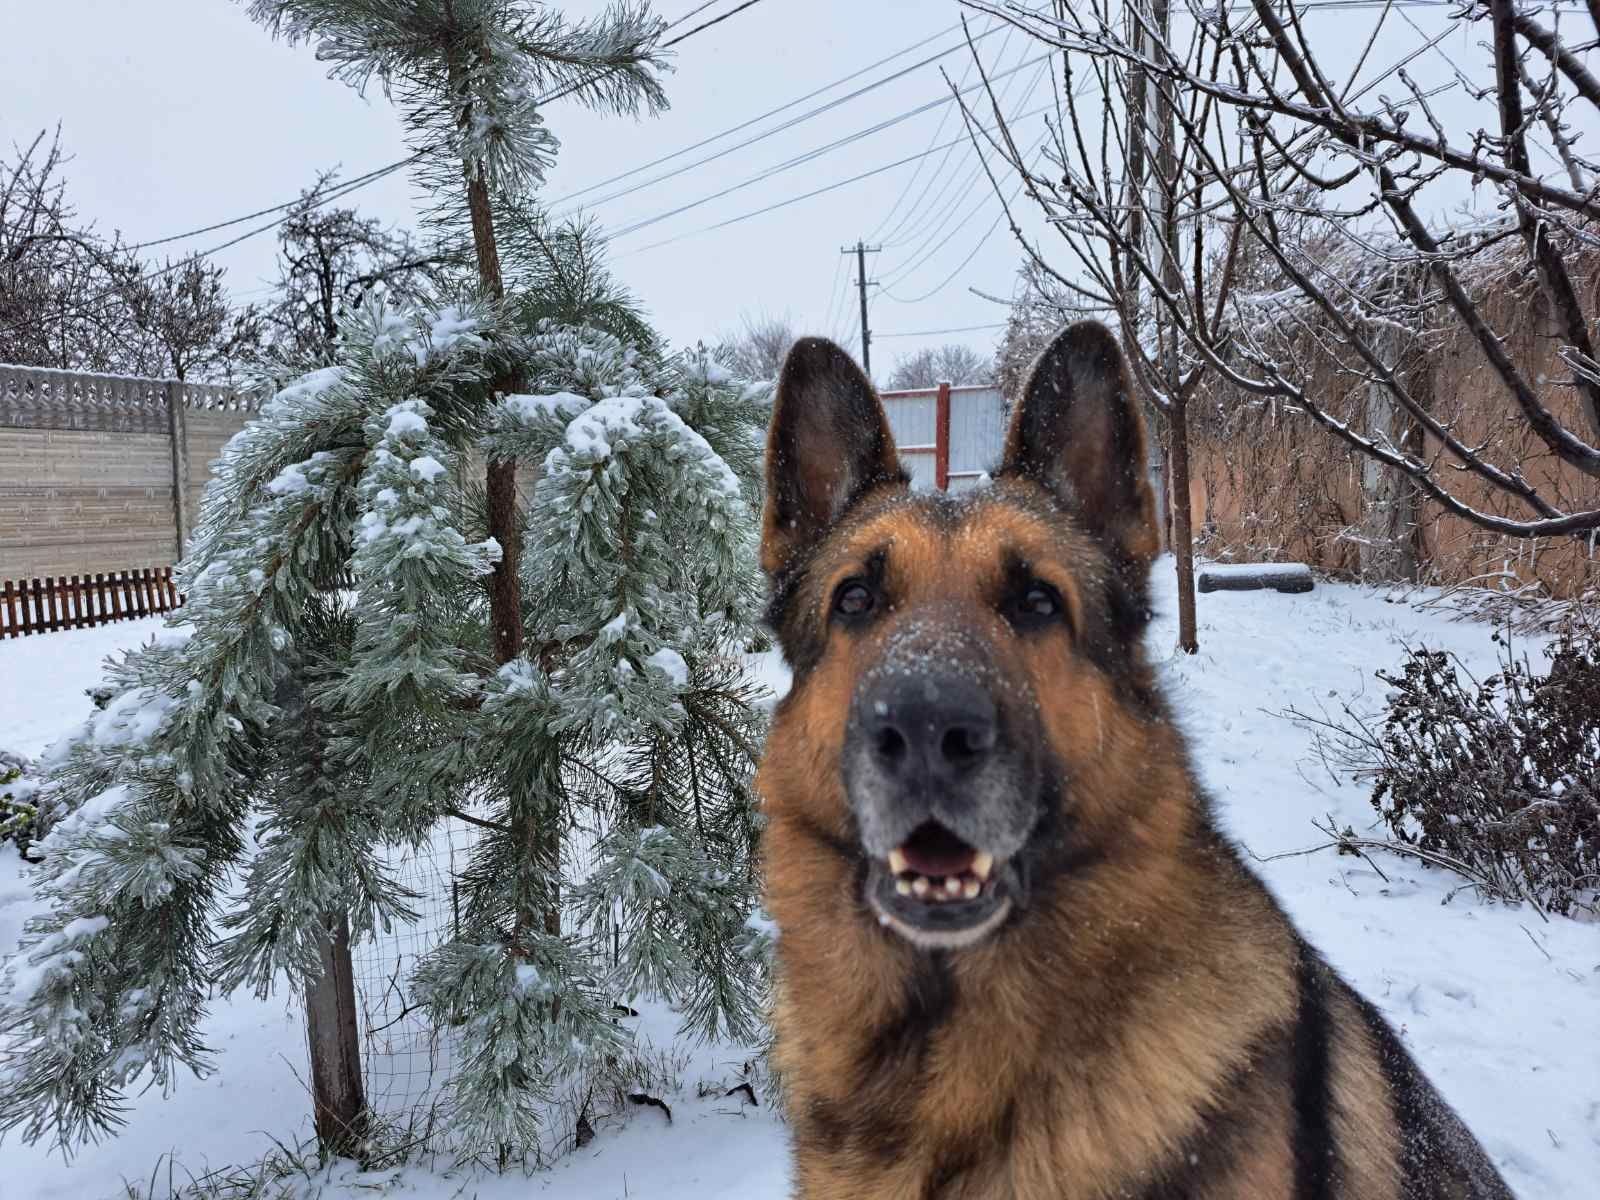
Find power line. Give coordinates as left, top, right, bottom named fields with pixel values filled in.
left=663, top=0, right=726, bottom=31
left=881, top=199, right=1014, bottom=306
left=820, top=252, right=850, bottom=341
left=112, top=0, right=760, bottom=258
left=0, top=162, right=419, bottom=341
left=829, top=266, right=856, bottom=342
left=661, top=0, right=769, bottom=48
left=875, top=59, right=1050, bottom=277
left=875, top=30, right=1033, bottom=252
left=883, top=140, right=1050, bottom=307
left=552, top=25, right=1008, bottom=217
left=876, top=118, right=1035, bottom=293
left=0, top=0, right=763, bottom=339
left=872, top=2, right=1476, bottom=310
left=607, top=52, right=1052, bottom=241
left=873, top=50, right=1040, bottom=254
left=126, top=155, right=423, bottom=252
left=865, top=18, right=1006, bottom=245
left=876, top=321, right=1008, bottom=338
left=613, top=100, right=1056, bottom=258
left=548, top=21, right=975, bottom=210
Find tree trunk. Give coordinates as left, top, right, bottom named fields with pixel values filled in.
left=461, top=167, right=524, bottom=667
left=1169, top=390, right=1199, bottom=653
left=306, top=911, right=367, bottom=1159
left=1358, top=322, right=1420, bottom=583
left=1152, top=0, right=1198, bottom=653
left=451, top=63, right=557, bottom=938
left=163, top=380, right=189, bottom=561
left=1159, top=440, right=1174, bottom=550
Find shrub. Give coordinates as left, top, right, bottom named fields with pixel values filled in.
left=1361, top=625, right=1598, bottom=915
left=0, top=749, right=40, bottom=860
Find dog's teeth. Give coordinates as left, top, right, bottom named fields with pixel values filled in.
left=896, top=878, right=913, bottom=896
left=911, top=876, right=930, bottom=897
left=888, top=849, right=909, bottom=875
left=972, top=851, right=994, bottom=880
left=962, top=877, right=981, bottom=900
left=944, top=876, right=963, bottom=897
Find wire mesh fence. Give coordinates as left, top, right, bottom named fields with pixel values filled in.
left=351, top=817, right=481, bottom=1135
left=346, top=807, right=616, bottom=1155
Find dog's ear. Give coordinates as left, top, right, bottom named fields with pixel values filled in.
left=761, top=337, right=903, bottom=575
left=1000, top=321, right=1160, bottom=566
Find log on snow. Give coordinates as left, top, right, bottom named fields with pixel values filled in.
left=1196, top=563, right=1315, bottom=594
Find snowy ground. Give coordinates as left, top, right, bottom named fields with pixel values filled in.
left=2, top=565, right=1596, bottom=1198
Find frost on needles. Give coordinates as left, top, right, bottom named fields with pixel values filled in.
left=0, top=295, right=774, bottom=1157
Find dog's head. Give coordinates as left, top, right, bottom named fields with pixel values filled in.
left=758, top=323, right=1164, bottom=951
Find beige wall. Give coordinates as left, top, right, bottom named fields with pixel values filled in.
left=0, top=427, right=179, bottom=580
left=183, top=409, right=249, bottom=540
left=0, top=368, right=255, bottom=583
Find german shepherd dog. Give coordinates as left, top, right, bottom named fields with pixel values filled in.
left=754, top=323, right=1514, bottom=1199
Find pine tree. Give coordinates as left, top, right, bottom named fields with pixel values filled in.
left=1, top=2, right=775, bottom=1160
left=241, top=0, right=672, bottom=669
left=0, top=291, right=774, bottom=1156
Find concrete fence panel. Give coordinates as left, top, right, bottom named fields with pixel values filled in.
left=0, top=364, right=259, bottom=580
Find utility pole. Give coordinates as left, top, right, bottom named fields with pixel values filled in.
left=841, top=240, right=880, bottom=376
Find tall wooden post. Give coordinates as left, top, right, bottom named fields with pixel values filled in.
left=163, top=380, right=189, bottom=560
left=841, top=241, right=881, bottom=378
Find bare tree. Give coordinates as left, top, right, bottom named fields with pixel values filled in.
left=719, top=311, right=797, bottom=381
left=992, top=261, right=1100, bottom=400
left=886, top=342, right=992, bottom=390
left=955, top=1, right=1251, bottom=651
left=964, top=0, right=1600, bottom=572
left=0, top=129, right=144, bottom=373
left=1, top=129, right=261, bottom=383
left=262, top=174, right=455, bottom=365
left=122, top=255, right=261, bottom=384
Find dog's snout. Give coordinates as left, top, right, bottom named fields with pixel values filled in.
left=865, top=674, right=998, bottom=783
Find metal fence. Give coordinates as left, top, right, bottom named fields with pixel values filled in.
left=879, top=382, right=1007, bottom=492
left=350, top=807, right=616, bottom=1157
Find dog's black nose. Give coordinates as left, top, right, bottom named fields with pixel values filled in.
left=864, top=673, right=998, bottom=783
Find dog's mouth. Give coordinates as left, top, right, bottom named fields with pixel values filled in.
left=867, top=821, right=1014, bottom=949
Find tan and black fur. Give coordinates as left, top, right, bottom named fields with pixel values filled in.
left=755, top=324, right=1514, bottom=1199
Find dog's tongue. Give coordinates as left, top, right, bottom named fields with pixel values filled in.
left=899, top=823, right=977, bottom=877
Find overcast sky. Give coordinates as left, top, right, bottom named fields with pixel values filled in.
left=3, top=1, right=1586, bottom=381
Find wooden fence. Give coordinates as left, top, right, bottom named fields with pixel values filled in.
left=1, top=567, right=183, bottom=638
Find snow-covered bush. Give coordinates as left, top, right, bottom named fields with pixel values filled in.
left=1360, top=627, right=1599, bottom=916
left=0, top=749, right=40, bottom=860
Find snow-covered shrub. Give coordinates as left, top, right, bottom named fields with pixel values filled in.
left=1364, top=626, right=1599, bottom=916
left=0, top=749, right=40, bottom=860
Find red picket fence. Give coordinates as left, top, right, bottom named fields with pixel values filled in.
left=0, top=568, right=183, bottom=638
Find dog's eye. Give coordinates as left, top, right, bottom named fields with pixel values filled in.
left=833, top=580, right=875, bottom=619
left=1007, top=581, right=1064, bottom=629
